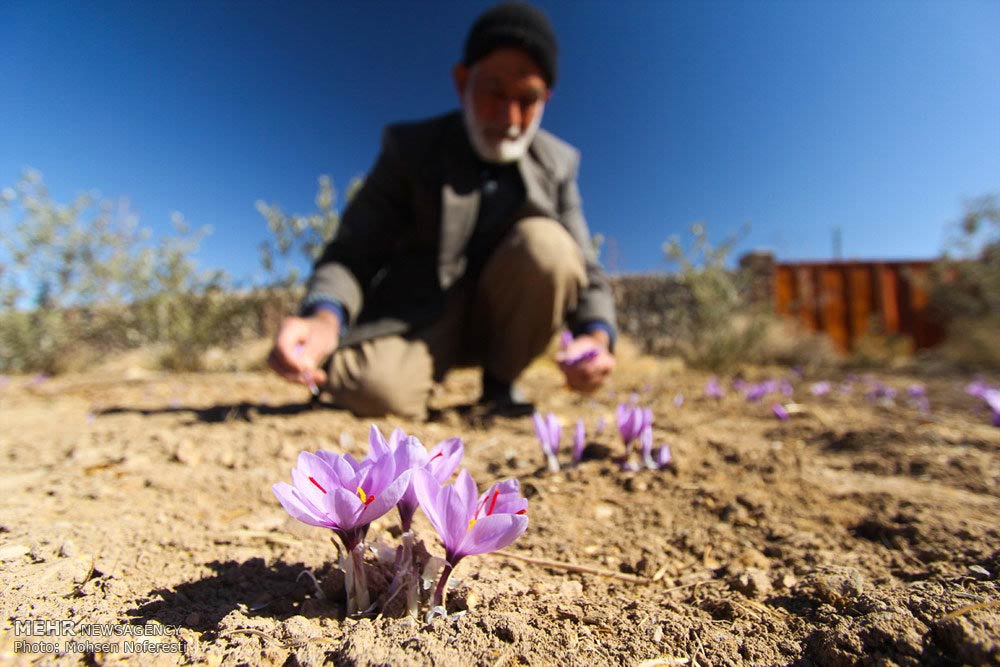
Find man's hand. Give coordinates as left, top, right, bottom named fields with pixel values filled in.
left=556, top=331, right=615, bottom=394
left=268, top=310, right=341, bottom=390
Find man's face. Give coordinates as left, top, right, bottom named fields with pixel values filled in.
left=454, top=47, right=551, bottom=163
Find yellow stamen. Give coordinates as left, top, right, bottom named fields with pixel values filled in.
left=468, top=518, right=477, bottom=530
left=357, top=487, right=367, bottom=503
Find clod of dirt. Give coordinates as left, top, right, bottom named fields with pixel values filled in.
left=931, top=613, right=1000, bottom=664
left=730, top=567, right=773, bottom=599
left=798, top=567, right=866, bottom=608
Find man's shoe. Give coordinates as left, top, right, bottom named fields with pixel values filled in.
left=478, top=375, right=535, bottom=417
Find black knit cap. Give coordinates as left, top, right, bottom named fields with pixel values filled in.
left=463, top=1, right=558, bottom=88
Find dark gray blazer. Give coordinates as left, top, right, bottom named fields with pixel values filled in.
left=304, top=110, right=617, bottom=347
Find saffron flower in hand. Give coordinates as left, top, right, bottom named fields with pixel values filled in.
left=413, top=469, right=528, bottom=606
left=532, top=412, right=562, bottom=472
left=272, top=448, right=412, bottom=551
left=557, top=330, right=600, bottom=367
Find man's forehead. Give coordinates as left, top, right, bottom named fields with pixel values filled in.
left=473, top=62, right=548, bottom=94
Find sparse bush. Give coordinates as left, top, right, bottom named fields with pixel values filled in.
left=0, top=170, right=244, bottom=373
left=660, top=223, right=768, bottom=371
left=928, top=194, right=1000, bottom=370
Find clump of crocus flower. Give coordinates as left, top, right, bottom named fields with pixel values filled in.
left=616, top=401, right=653, bottom=456
left=531, top=412, right=562, bottom=472
left=771, top=403, right=790, bottom=421
left=273, top=424, right=526, bottom=617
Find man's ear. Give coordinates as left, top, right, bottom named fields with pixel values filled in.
left=452, top=63, right=470, bottom=101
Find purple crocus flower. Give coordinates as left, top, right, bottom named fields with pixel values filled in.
left=982, top=388, right=1000, bottom=427
left=745, top=383, right=768, bottom=402
left=273, top=448, right=412, bottom=551
left=616, top=403, right=653, bottom=454
left=639, top=426, right=672, bottom=470
left=771, top=403, right=790, bottom=421
left=656, top=444, right=673, bottom=469
left=413, top=469, right=528, bottom=606
left=704, top=376, right=724, bottom=399
left=640, top=425, right=656, bottom=469
left=595, top=415, right=607, bottom=436
left=965, top=379, right=989, bottom=399
left=866, top=382, right=897, bottom=403
left=572, top=420, right=586, bottom=465
left=673, top=393, right=684, bottom=407
left=532, top=412, right=562, bottom=472
left=780, top=379, right=794, bottom=397
left=906, top=384, right=930, bottom=415
left=367, top=425, right=464, bottom=532
left=811, top=381, right=831, bottom=397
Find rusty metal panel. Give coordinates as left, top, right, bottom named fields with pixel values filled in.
left=775, top=266, right=794, bottom=316
left=846, top=265, right=873, bottom=341
left=772, top=259, right=942, bottom=351
left=818, top=266, right=849, bottom=351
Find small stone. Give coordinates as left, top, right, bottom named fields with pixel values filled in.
left=0, top=544, right=30, bottom=561
left=172, top=440, right=200, bottom=465
left=280, top=615, right=320, bottom=644
left=594, top=504, right=615, bottom=520
left=59, top=540, right=78, bottom=558
left=559, top=580, right=583, bottom=598
left=650, top=625, right=664, bottom=643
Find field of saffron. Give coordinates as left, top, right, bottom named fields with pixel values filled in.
left=1, top=347, right=998, bottom=666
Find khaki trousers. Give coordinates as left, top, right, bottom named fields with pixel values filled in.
left=326, top=217, right=587, bottom=419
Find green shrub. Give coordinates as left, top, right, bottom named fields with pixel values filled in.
left=661, top=223, right=768, bottom=371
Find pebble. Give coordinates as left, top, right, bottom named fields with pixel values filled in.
left=0, top=544, right=30, bottom=561
left=59, top=540, right=78, bottom=558
left=172, top=440, right=200, bottom=465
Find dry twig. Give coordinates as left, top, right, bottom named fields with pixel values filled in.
left=492, top=551, right=651, bottom=584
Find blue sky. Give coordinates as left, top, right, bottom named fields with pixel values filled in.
left=2, top=0, right=998, bottom=282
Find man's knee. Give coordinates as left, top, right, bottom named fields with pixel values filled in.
left=327, top=339, right=431, bottom=419
left=502, top=216, right=586, bottom=281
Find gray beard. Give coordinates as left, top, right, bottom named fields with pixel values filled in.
left=462, top=90, right=544, bottom=164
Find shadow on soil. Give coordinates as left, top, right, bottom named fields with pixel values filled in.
left=126, top=558, right=337, bottom=632
left=98, top=401, right=330, bottom=423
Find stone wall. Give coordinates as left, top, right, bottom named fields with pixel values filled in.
left=609, top=274, right=686, bottom=353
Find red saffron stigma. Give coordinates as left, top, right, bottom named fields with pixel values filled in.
left=487, top=489, right=500, bottom=516
left=365, top=494, right=376, bottom=505
left=309, top=477, right=327, bottom=494
left=430, top=452, right=444, bottom=461
left=516, top=509, right=527, bottom=515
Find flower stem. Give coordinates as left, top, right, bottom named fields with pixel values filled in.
left=432, top=561, right=455, bottom=609
left=345, top=543, right=370, bottom=615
